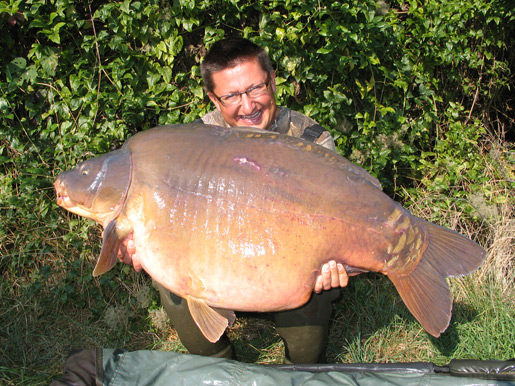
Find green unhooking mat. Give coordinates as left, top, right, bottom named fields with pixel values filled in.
left=50, top=348, right=515, bottom=386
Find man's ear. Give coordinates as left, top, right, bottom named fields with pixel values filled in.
left=208, top=92, right=222, bottom=111
left=270, top=70, right=277, bottom=93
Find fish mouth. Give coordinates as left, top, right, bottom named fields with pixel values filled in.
left=54, top=179, right=71, bottom=208
left=53, top=177, right=113, bottom=224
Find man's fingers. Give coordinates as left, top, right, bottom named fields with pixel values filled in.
left=117, top=235, right=136, bottom=265
left=329, top=260, right=339, bottom=288
left=337, top=263, right=349, bottom=287
left=314, top=274, right=324, bottom=293
left=315, top=261, right=350, bottom=292
left=126, top=238, right=136, bottom=256
left=322, top=263, right=332, bottom=290
left=117, top=241, right=128, bottom=262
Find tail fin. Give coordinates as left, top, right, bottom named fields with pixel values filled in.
left=388, top=221, right=487, bottom=337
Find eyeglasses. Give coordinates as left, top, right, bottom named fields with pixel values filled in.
left=214, top=79, right=270, bottom=106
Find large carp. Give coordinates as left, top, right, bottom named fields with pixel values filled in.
left=54, top=124, right=486, bottom=343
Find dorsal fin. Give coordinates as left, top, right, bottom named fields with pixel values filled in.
left=186, top=296, right=235, bottom=343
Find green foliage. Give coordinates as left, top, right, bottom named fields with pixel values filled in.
left=1, top=0, right=514, bottom=384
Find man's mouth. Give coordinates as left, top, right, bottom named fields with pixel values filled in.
left=239, top=110, right=262, bottom=124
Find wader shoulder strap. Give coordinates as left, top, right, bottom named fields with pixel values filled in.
left=301, top=124, right=326, bottom=142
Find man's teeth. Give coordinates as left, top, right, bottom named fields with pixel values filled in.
left=242, top=111, right=261, bottom=120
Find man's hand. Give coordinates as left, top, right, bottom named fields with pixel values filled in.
left=314, top=260, right=348, bottom=293
left=117, top=234, right=142, bottom=272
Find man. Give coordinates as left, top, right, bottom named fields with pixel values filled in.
left=159, top=38, right=349, bottom=363
left=120, top=38, right=348, bottom=363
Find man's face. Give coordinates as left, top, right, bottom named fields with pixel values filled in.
left=207, top=58, right=278, bottom=130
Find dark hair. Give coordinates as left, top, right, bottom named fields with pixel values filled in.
left=201, top=37, right=274, bottom=92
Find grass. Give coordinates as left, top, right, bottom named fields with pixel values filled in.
left=0, top=137, right=513, bottom=386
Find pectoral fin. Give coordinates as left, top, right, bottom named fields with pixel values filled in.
left=93, top=220, right=121, bottom=276
left=187, top=297, right=236, bottom=343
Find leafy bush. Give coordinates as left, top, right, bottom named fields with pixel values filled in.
left=0, top=0, right=513, bottom=384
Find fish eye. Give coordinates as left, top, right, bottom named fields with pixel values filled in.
left=79, top=164, right=89, bottom=175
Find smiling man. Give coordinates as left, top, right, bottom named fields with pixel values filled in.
left=199, top=38, right=336, bottom=150
left=205, top=57, right=276, bottom=129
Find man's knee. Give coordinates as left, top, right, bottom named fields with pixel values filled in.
left=153, top=280, right=235, bottom=359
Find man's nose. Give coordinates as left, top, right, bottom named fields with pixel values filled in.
left=240, top=93, right=254, bottom=114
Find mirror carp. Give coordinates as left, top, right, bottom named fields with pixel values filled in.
left=54, top=124, right=486, bottom=343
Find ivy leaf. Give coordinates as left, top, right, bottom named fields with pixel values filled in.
left=40, top=51, right=59, bottom=76
left=49, top=22, right=66, bottom=44
left=11, top=57, right=27, bottom=70
left=21, top=65, right=38, bottom=85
